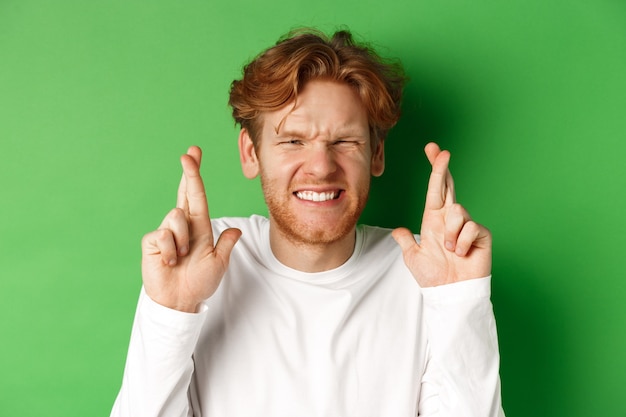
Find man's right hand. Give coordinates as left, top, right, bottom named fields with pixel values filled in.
left=140, top=146, right=242, bottom=313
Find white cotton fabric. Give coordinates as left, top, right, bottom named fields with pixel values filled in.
left=111, top=215, right=504, bottom=417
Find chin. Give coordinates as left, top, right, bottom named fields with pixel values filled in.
left=274, top=215, right=358, bottom=246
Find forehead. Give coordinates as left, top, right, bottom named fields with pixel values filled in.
left=261, top=80, right=370, bottom=138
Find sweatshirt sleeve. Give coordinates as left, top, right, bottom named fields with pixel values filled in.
left=110, top=288, right=207, bottom=417
left=417, top=276, right=505, bottom=417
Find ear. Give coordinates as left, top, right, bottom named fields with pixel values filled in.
left=238, top=128, right=260, bottom=179
left=371, top=140, right=385, bottom=177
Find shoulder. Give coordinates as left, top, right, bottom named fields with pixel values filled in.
left=358, top=224, right=420, bottom=252
left=211, top=215, right=269, bottom=263
left=211, top=215, right=268, bottom=236
left=355, top=225, right=421, bottom=274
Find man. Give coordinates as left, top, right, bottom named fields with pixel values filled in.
left=111, top=29, right=504, bottom=416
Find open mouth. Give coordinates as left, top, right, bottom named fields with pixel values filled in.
left=295, top=190, right=342, bottom=202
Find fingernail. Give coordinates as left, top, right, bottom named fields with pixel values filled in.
left=168, top=258, right=177, bottom=266
left=179, top=246, right=188, bottom=256
left=445, top=241, right=455, bottom=251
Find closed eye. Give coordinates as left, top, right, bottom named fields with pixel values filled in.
left=279, top=139, right=303, bottom=146
left=333, top=139, right=361, bottom=148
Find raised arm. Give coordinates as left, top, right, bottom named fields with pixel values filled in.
left=392, top=143, right=504, bottom=416
left=111, top=147, right=241, bottom=417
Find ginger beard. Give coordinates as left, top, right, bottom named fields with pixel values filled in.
left=259, top=166, right=371, bottom=247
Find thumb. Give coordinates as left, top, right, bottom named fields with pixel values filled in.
left=214, top=228, right=242, bottom=261
left=392, top=227, right=420, bottom=254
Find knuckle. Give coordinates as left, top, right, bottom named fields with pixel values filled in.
left=141, top=232, right=152, bottom=246
left=142, top=229, right=161, bottom=244
left=168, top=207, right=186, bottom=220
left=155, top=228, right=172, bottom=241
left=163, top=208, right=191, bottom=234
left=465, top=221, right=480, bottom=235
left=448, top=203, right=467, bottom=220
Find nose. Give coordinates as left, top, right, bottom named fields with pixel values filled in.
left=302, top=144, right=337, bottom=178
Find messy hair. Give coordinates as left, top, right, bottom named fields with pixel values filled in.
left=228, top=28, right=406, bottom=147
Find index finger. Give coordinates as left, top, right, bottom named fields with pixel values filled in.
left=176, top=146, right=203, bottom=212
left=424, top=143, right=456, bottom=210
left=179, top=148, right=212, bottom=236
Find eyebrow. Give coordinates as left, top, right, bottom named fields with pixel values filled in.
left=275, top=128, right=368, bottom=140
left=274, top=129, right=307, bottom=139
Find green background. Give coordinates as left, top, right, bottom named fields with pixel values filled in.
left=1, top=0, right=625, bottom=415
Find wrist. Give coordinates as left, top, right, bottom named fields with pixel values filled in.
left=145, top=288, right=202, bottom=313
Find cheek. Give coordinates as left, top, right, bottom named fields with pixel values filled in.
left=262, top=159, right=293, bottom=175
left=343, top=154, right=373, bottom=179
left=258, top=159, right=297, bottom=192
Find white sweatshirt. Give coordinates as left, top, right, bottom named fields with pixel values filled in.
left=111, top=215, right=504, bottom=417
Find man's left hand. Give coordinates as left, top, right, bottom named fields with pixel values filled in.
left=392, top=142, right=492, bottom=287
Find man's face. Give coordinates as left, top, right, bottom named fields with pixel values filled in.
left=240, top=80, right=385, bottom=247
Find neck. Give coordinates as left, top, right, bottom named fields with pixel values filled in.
left=268, top=221, right=357, bottom=273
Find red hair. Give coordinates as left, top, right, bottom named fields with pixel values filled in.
left=229, top=28, right=406, bottom=147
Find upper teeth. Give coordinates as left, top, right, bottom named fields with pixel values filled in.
left=296, top=191, right=338, bottom=202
